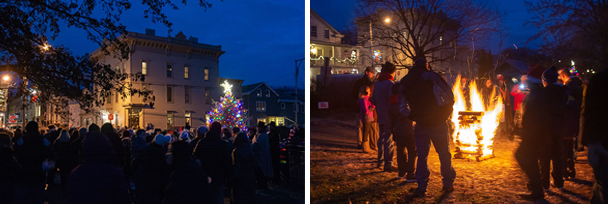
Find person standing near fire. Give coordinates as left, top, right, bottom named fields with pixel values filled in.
left=496, top=74, right=513, bottom=140
left=352, top=67, right=378, bottom=152
left=399, top=58, right=456, bottom=196
left=371, top=62, right=398, bottom=172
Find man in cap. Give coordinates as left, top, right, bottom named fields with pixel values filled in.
left=371, top=62, right=398, bottom=172
left=352, top=67, right=377, bottom=152
left=399, top=58, right=456, bottom=196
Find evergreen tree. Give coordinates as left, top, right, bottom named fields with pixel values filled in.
left=207, top=81, right=248, bottom=131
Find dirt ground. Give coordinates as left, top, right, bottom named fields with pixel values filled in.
left=310, top=114, right=595, bottom=204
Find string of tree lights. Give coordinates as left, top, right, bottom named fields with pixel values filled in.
left=207, top=80, right=248, bottom=131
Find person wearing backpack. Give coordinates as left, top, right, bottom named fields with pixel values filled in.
left=400, top=58, right=456, bottom=197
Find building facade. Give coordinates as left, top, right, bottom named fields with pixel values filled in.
left=82, top=29, right=224, bottom=130
left=241, top=82, right=304, bottom=127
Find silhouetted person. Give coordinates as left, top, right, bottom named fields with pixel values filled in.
left=133, top=133, right=170, bottom=204
left=0, top=129, right=19, bottom=203
left=13, top=121, right=51, bottom=204
left=193, top=122, right=232, bottom=204
left=252, top=122, right=273, bottom=189
left=231, top=133, right=256, bottom=204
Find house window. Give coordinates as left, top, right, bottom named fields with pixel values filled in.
left=265, top=90, right=270, bottom=97
left=205, top=88, right=210, bottom=104
left=311, top=26, right=317, bottom=37
left=115, top=91, right=119, bottom=103
left=167, top=86, right=173, bottom=102
left=167, top=112, right=173, bottom=128
left=257, top=89, right=262, bottom=97
left=142, top=83, right=148, bottom=92
left=185, top=111, right=191, bottom=127
left=256, top=101, right=266, bottom=112
left=184, top=66, right=189, bottom=79
left=185, top=86, right=190, bottom=103
left=141, top=61, right=147, bottom=75
left=166, top=63, right=172, bottom=78
left=281, top=102, right=285, bottom=109
left=107, top=92, right=112, bottom=104
left=276, top=117, right=284, bottom=126
left=204, top=68, right=209, bottom=81
left=257, top=118, right=266, bottom=124
left=325, top=29, right=329, bottom=39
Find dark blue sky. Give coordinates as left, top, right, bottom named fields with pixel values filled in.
left=49, top=0, right=305, bottom=89
left=311, top=0, right=543, bottom=54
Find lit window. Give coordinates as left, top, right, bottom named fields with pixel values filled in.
left=185, top=86, right=190, bottom=103
left=115, top=91, right=119, bottom=103
left=107, top=92, right=112, bottom=104
left=256, top=101, right=266, bottom=112
left=311, top=26, right=317, bottom=38
left=281, top=102, right=285, bottom=109
left=167, top=86, right=173, bottom=102
left=276, top=117, right=284, bottom=126
left=167, top=112, right=173, bottom=128
left=266, top=90, right=270, bottom=97
left=123, top=62, right=126, bottom=73
left=257, top=89, right=261, bottom=97
left=141, top=61, right=147, bottom=75
left=204, top=68, right=209, bottom=81
left=185, top=111, right=191, bottom=127
left=257, top=118, right=266, bottom=124
left=166, top=63, right=172, bottom=78
left=142, top=83, right=148, bottom=92
left=184, top=66, right=189, bottom=79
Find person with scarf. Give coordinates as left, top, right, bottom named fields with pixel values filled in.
left=371, top=62, right=399, bottom=172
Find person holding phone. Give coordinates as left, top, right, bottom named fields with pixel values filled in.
left=511, top=72, right=529, bottom=137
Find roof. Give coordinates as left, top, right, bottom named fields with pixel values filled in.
left=311, top=9, right=342, bottom=37
left=242, top=82, right=279, bottom=97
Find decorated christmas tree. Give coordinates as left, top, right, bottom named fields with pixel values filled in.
left=207, top=80, right=248, bottom=130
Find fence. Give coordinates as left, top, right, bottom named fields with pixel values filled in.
left=280, top=144, right=304, bottom=186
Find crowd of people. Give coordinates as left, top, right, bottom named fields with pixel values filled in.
left=351, top=58, right=608, bottom=202
left=0, top=119, right=295, bottom=204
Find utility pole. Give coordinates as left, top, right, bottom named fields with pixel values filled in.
left=295, top=58, right=304, bottom=126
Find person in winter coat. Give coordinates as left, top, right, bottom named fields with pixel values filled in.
left=133, top=133, right=170, bottom=204
left=515, top=66, right=554, bottom=200
left=54, top=130, right=73, bottom=191
left=231, top=133, right=256, bottom=204
left=162, top=140, right=210, bottom=204
left=352, top=67, right=376, bottom=150
left=394, top=83, right=417, bottom=182
left=268, top=121, right=281, bottom=184
left=252, top=122, right=273, bottom=189
left=496, top=74, right=513, bottom=139
left=559, top=68, right=583, bottom=179
left=581, top=68, right=608, bottom=203
left=101, top=123, right=127, bottom=169
left=121, top=130, right=133, bottom=181
left=12, top=128, right=22, bottom=144
left=480, top=78, right=498, bottom=111
left=511, top=73, right=529, bottom=135
left=67, top=131, right=131, bottom=204
left=371, top=62, right=398, bottom=172
left=89, top=123, right=100, bottom=132
left=538, top=67, right=568, bottom=191
left=191, top=126, right=208, bottom=149
left=358, top=85, right=375, bottom=153
left=131, top=129, right=149, bottom=159
left=400, top=58, right=455, bottom=196
left=0, top=129, right=19, bottom=204
left=193, top=121, right=232, bottom=204
left=13, top=121, right=52, bottom=204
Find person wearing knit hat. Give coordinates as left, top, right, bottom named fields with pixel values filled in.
left=371, top=61, right=400, bottom=172
left=538, top=65, right=569, bottom=192
left=153, top=134, right=169, bottom=146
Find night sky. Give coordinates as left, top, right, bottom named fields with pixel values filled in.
left=311, top=0, right=543, bottom=54
left=49, top=0, right=305, bottom=89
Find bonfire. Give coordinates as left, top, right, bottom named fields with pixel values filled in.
left=451, top=74, right=504, bottom=161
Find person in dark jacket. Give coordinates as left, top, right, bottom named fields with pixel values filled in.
left=516, top=66, right=553, bottom=200
left=133, top=133, right=170, bottom=204
left=193, top=121, right=232, bottom=204
left=101, top=123, right=127, bottom=169
left=67, top=131, right=130, bottom=204
left=268, top=121, right=281, bottom=184
left=538, top=67, right=568, bottom=190
left=163, top=140, right=210, bottom=204
left=191, top=126, right=208, bottom=149
left=13, top=121, right=51, bottom=204
left=12, top=128, right=22, bottom=144
left=131, top=129, right=149, bottom=159
left=89, top=123, right=100, bottom=132
left=559, top=68, right=583, bottom=179
left=371, top=62, right=398, bottom=171
left=0, top=129, right=19, bottom=204
left=400, top=58, right=455, bottom=196
left=252, top=122, right=273, bottom=189
left=394, top=83, right=417, bottom=182
left=54, top=130, right=73, bottom=192
left=44, top=125, right=60, bottom=189
left=581, top=68, right=608, bottom=203
left=352, top=67, right=376, bottom=150
left=231, top=133, right=256, bottom=204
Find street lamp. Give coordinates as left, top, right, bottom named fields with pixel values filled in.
left=384, top=18, right=390, bottom=23
left=2, top=75, right=9, bottom=82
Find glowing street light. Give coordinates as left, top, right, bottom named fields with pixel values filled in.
left=2, top=75, right=9, bottom=82
left=384, top=18, right=390, bottom=23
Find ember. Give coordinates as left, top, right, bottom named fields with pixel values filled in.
left=451, top=75, right=503, bottom=161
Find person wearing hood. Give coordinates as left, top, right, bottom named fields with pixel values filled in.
left=13, top=121, right=52, bottom=204
left=0, top=129, right=19, bottom=203
left=132, top=133, right=170, bottom=204
left=193, top=121, right=232, bottom=204
left=101, top=123, right=127, bottom=169
left=251, top=122, right=273, bottom=189
left=231, top=133, right=256, bottom=204
left=539, top=66, right=568, bottom=191
left=162, top=140, right=210, bottom=204
left=370, top=62, right=399, bottom=172
left=515, top=65, right=554, bottom=200
left=54, top=130, right=73, bottom=191
left=89, top=123, right=100, bottom=132
left=191, top=126, right=208, bottom=149
left=67, top=131, right=130, bottom=204
left=399, top=58, right=455, bottom=197
left=352, top=67, right=377, bottom=150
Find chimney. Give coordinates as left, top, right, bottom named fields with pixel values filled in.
left=189, top=36, right=198, bottom=44
left=145, top=28, right=155, bottom=36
